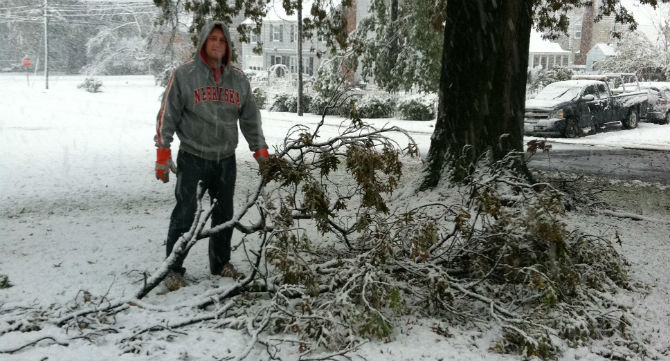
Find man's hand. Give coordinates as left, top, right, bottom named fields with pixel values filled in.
left=253, top=148, right=269, bottom=165
left=253, top=148, right=270, bottom=179
left=156, top=148, right=177, bottom=183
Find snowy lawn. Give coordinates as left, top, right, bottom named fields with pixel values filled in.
left=0, top=74, right=669, bottom=361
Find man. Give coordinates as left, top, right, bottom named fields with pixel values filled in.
left=154, top=22, right=268, bottom=291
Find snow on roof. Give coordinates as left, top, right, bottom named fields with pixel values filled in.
left=638, top=81, right=670, bottom=90
left=590, top=43, right=616, bottom=56
left=549, top=79, right=606, bottom=87
left=529, top=30, right=569, bottom=54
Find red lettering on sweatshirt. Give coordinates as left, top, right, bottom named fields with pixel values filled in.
left=193, top=87, right=240, bottom=107
left=194, top=89, right=201, bottom=105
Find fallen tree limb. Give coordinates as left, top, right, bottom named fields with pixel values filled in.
left=598, top=209, right=670, bottom=224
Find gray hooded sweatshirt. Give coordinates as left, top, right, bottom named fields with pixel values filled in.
left=154, top=21, right=267, bottom=161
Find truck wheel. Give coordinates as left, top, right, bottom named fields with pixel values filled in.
left=563, top=119, right=580, bottom=138
left=623, top=109, right=638, bottom=129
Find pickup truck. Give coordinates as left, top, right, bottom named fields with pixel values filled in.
left=524, top=75, right=648, bottom=137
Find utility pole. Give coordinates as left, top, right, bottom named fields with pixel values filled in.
left=297, top=0, right=303, bottom=116
left=44, top=0, right=49, bottom=89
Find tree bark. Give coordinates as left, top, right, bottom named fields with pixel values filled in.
left=421, top=0, right=532, bottom=189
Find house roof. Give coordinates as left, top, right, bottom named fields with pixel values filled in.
left=529, top=31, right=569, bottom=54
left=553, top=79, right=607, bottom=87
left=589, top=43, right=616, bottom=56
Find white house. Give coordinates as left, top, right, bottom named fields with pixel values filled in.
left=586, top=43, right=616, bottom=71
left=528, top=31, right=571, bottom=70
left=240, top=1, right=330, bottom=76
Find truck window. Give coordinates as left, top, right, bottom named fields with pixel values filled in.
left=597, top=84, right=608, bottom=98
left=583, top=85, right=598, bottom=98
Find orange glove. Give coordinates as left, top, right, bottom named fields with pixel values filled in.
left=254, top=148, right=270, bottom=179
left=253, top=148, right=269, bottom=163
left=156, top=148, right=177, bottom=183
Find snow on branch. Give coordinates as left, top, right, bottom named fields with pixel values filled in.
left=0, top=94, right=653, bottom=360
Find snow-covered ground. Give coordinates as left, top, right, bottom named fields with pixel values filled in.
left=0, top=74, right=669, bottom=360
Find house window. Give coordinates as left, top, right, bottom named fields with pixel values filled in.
left=251, top=31, right=259, bottom=43
left=540, top=56, right=547, bottom=69
left=303, top=56, right=314, bottom=75
left=609, top=23, right=617, bottom=40
left=562, top=55, right=569, bottom=66
left=583, top=85, right=598, bottom=98
left=290, top=25, right=295, bottom=43
left=534, top=55, right=540, bottom=68
left=272, top=24, right=283, bottom=42
left=574, top=24, right=582, bottom=39
left=289, top=56, right=296, bottom=73
left=597, top=84, right=608, bottom=98
left=548, top=56, right=554, bottom=69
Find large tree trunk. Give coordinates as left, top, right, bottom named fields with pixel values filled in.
left=421, top=0, right=533, bottom=189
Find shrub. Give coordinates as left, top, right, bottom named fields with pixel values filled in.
left=270, top=94, right=292, bottom=112
left=292, top=94, right=312, bottom=113
left=270, top=93, right=313, bottom=113
left=308, top=95, right=350, bottom=116
left=252, top=88, right=267, bottom=109
left=355, top=97, right=396, bottom=118
left=0, top=274, right=12, bottom=288
left=397, top=99, right=435, bottom=120
left=77, top=77, right=103, bottom=93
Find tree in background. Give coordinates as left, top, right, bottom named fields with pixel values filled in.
left=648, top=3, right=670, bottom=70
left=594, top=31, right=666, bottom=79
left=0, top=0, right=92, bottom=73
left=152, top=0, right=350, bottom=61
left=0, top=0, right=166, bottom=75
left=421, top=0, right=668, bottom=189
left=348, top=0, right=446, bottom=93
left=84, top=5, right=158, bottom=75
left=527, top=66, right=574, bottom=95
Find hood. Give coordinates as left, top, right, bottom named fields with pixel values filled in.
left=197, top=21, right=232, bottom=68
left=525, top=97, right=572, bottom=110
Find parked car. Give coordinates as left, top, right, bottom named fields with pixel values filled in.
left=638, top=82, right=670, bottom=124
left=524, top=74, right=649, bottom=138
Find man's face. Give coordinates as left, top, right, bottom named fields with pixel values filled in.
left=205, top=28, right=227, bottom=61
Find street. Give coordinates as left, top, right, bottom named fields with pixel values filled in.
left=527, top=144, right=670, bottom=185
